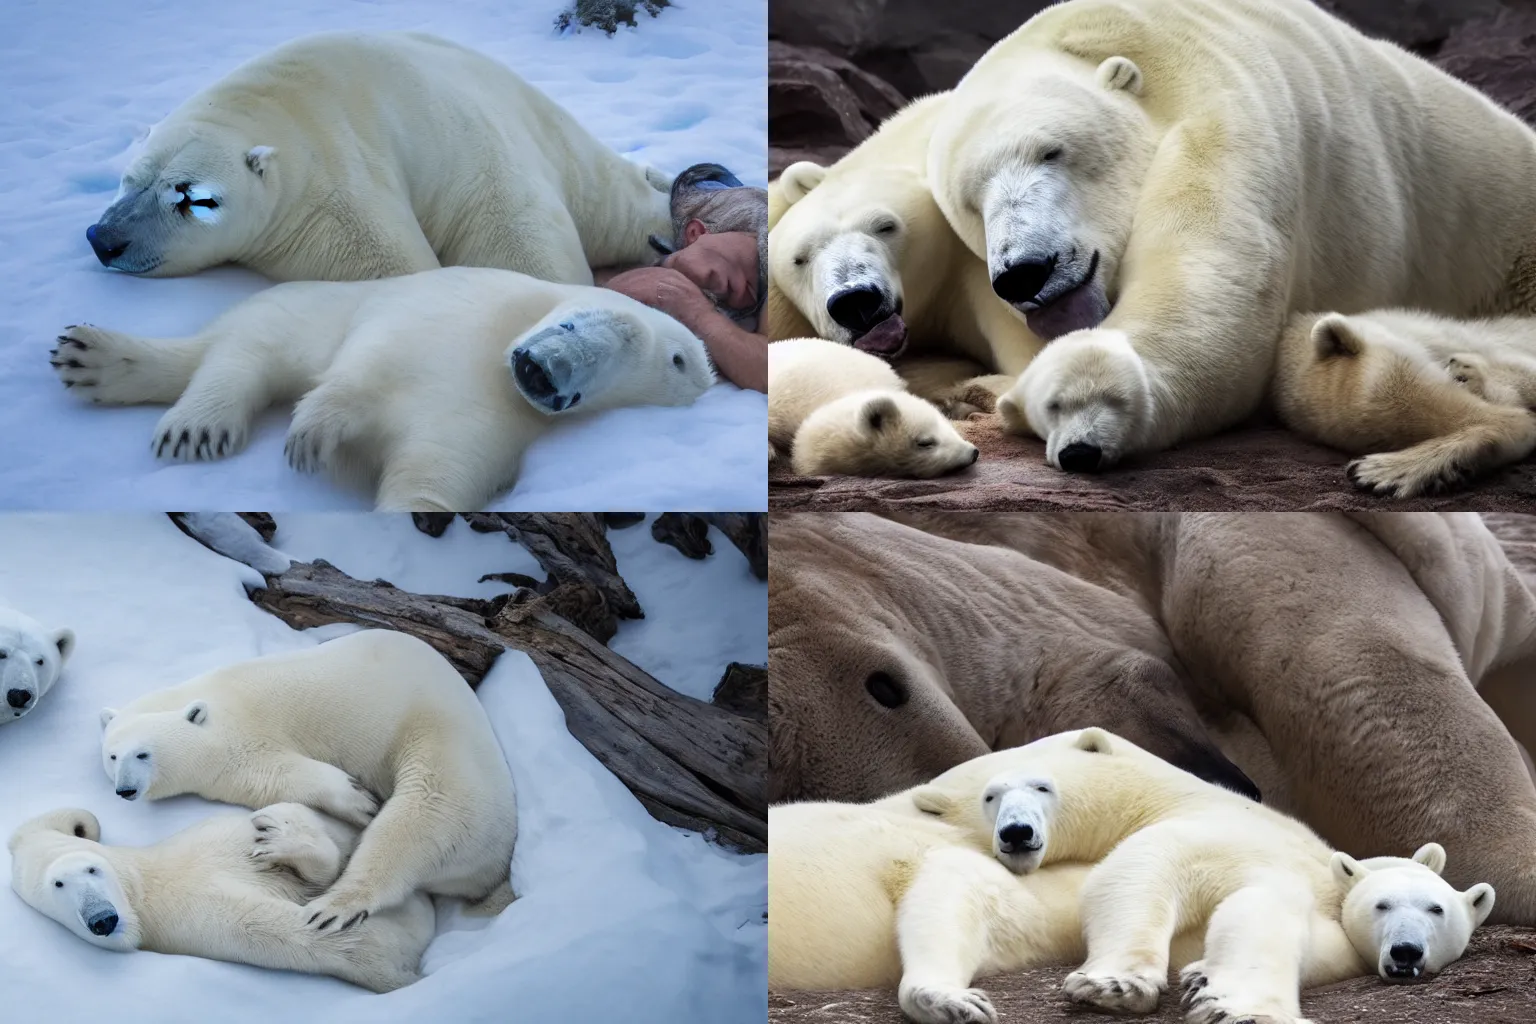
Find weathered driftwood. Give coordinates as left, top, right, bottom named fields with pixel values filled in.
left=652, top=512, right=713, bottom=560
left=713, top=663, right=767, bottom=724
left=650, top=513, right=768, bottom=580
left=173, top=515, right=765, bottom=853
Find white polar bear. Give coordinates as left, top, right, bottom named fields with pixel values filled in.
left=909, top=731, right=1492, bottom=1023
left=935, top=0, right=1536, bottom=471
left=769, top=94, right=1041, bottom=410
left=1272, top=309, right=1536, bottom=497
left=9, top=804, right=435, bottom=992
left=0, top=605, right=74, bottom=724
left=86, top=32, right=672, bottom=284
left=98, top=630, right=518, bottom=933
left=768, top=338, right=978, bottom=477
left=51, top=266, right=715, bottom=511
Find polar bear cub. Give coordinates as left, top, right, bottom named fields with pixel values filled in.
left=98, top=630, right=518, bottom=933
left=86, top=32, right=671, bottom=283
left=0, top=605, right=74, bottom=724
left=9, top=805, right=435, bottom=991
left=768, top=338, right=978, bottom=477
left=52, top=266, right=715, bottom=511
left=1273, top=309, right=1536, bottom=497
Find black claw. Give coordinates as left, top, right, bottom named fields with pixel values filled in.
left=307, top=911, right=321, bottom=925
left=218, top=430, right=230, bottom=454
left=64, top=358, right=83, bottom=369
left=317, top=915, right=337, bottom=930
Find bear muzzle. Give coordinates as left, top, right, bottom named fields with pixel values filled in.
left=85, top=223, right=133, bottom=267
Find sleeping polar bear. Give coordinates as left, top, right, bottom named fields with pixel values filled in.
left=85, top=32, right=672, bottom=283
left=9, top=805, right=435, bottom=991
left=51, top=267, right=715, bottom=511
left=98, top=630, right=518, bottom=934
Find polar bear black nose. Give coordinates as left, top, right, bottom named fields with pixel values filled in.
left=998, top=823, right=1037, bottom=850
left=6, top=688, right=31, bottom=709
left=87, top=911, right=118, bottom=937
left=826, top=287, right=886, bottom=332
left=85, top=224, right=131, bottom=265
left=512, top=348, right=556, bottom=400
left=992, top=256, right=1057, bottom=305
left=115, top=788, right=137, bottom=800
left=1390, top=942, right=1424, bottom=964
left=1058, top=443, right=1103, bottom=473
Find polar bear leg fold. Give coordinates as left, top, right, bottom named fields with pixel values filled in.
left=1179, top=872, right=1313, bottom=1024
left=51, top=325, right=211, bottom=405
left=896, top=847, right=1008, bottom=1024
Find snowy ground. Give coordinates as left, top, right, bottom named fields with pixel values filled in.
left=0, top=0, right=767, bottom=510
left=0, top=513, right=768, bottom=1023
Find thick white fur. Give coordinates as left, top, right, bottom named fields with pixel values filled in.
left=0, top=604, right=74, bottom=724
left=1273, top=308, right=1536, bottom=497
left=933, top=0, right=1536, bottom=466
left=97, top=630, right=518, bottom=933
left=8, top=805, right=435, bottom=992
left=89, top=32, right=670, bottom=282
left=52, top=267, right=715, bottom=511
left=768, top=338, right=906, bottom=451
left=769, top=95, right=1042, bottom=401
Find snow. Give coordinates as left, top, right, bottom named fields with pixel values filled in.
left=0, top=0, right=767, bottom=511
left=0, top=513, right=767, bottom=1023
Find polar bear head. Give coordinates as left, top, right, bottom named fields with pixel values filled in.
left=98, top=700, right=215, bottom=801
left=997, top=327, right=1153, bottom=472
left=978, top=771, right=1059, bottom=873
left=8, top=809, right=140, bottom=951
left=770, top=163, right=952, bottom=357
left=1333, top=843, right=1494, bottom=982
left=86, top=123, right=280, bottom=276
left=507, top=302, right=715, bottom=416
left=930, top=54, right=1155, bottom=341
left=0, top=607, right=75, bottom=724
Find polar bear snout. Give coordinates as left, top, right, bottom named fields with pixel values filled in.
left=997, top=821, right=1040, bottom=852
left=7, top=687, right=33, bottom=709
left=1057, top=442, right=1103, bottom=474
left=981, top=771, right=1059, bottom=874
left=510, top=344, right=580, bottom=413
left=85, top=223, right=132, bottom=266
left=1384, top=941, right=1426, bottom=980
left=85, top=905, right=120, bottom=937
left=827, top=286, right=895, bottom=335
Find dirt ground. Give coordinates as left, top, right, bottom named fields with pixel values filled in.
left=769, top=514, right=1536, bottom=1024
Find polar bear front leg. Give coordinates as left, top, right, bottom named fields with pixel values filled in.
left=242, top=754, right=379, bottom=829
left=51, top=325, right=211, bottom=405
left=897, top=847, right=1007, bottom=1024
left=1179, top=872, right=1314, bottom=1024
left=249, top=803, right=346, bottom=888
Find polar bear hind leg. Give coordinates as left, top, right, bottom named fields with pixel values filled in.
left=1346, top=403, right=1536, bottom=498
left=51, top=325, right=210, bottom=406
left=441, top=182, right=594, bottom=285
left=1179, top=871, right=1314, bottom=1024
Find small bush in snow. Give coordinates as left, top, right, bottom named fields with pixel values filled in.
left=555, top=0, right=672, bottom=35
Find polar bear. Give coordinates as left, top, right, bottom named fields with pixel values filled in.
left=769, top=94, right=1040, bottom=410
left=0, top=605, right=73, bottom=724
left=51, top=267, right=715, bottom=511
left=85, top=32, right=671, bottom=284
left=98, top=630, right=518, bottom=933
left=907, top=731, right=1492, bottom=1023
left=9, top=804, right=435, bottom=991
left=933, top=0, right=1536, bottom=471
left=1272, top=309, right=1536, bottom=497
left=768, top=338, right=978, bottom=476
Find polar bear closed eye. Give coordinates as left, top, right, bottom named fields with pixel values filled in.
left=997, top=328, right=1155, bottom=471
left=1333, top=843, right=1495, bottom=982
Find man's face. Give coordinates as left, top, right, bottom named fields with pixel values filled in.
left=663, top=223, right=758, bottom=310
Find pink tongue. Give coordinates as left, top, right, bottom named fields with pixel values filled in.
left=1025, top=282, right=1110, bottom=341
left=852, top=314, right=908, bottom=357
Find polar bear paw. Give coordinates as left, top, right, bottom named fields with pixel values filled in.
left=1444, top=353, right=1491, bottom=399
left=50, top=325, right=159, bottom=405
left=1347, top=449, right=1467, bottom=499
left=326, top=775, right=381, bottom=828
left=1179, top=962, right=1307, bottom=1024
left=284, top=388, right=360, bottom=475
left=899, top=984, right=998, bottom=1024
left=1062, top=968, right=1163, bottom=1014
left=152, top=400, right=249, bottom=462
left=249, top=805, right=334, bottom=875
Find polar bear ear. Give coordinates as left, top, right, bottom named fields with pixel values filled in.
left=779, top=162, right=829, bottom=206
left=1330, top=850, right=1368, bottom=890
left=1463, top=883, right=1496, bottom=927
left=183, top=700, right=209, bottom=726
left=861, top=394, right=902, bottom=434
left=99, top=708, right=118, bottom=730
left=1095, top=56, right=1143, bottom=96
left=1411, top=842, right=1447, bottom=875
left=245, top=146, right=276, bottom=178
left=51, top=628, right=75, bottom=665
left=911, top=785, right=953, bottom=816
left=1310, top=314, right=1364, bottom=360
left=1073, top=727, right=1114, bottom=754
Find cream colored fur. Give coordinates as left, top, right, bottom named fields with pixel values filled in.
left=934, top=0, right=1536, bottom=466
left=89, top=32, right=670, bottom=282
left=98, top=630, right=518, bottom=934
left=793, top=390, right=979, bottom=478
left=9, top=805, right=435, bottom=992
left=52, top=267, right=714, bottom=511
left=1273, top=309, right=1536, bottom=496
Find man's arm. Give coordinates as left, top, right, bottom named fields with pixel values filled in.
left=604, top=267, right=768, bottom=393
